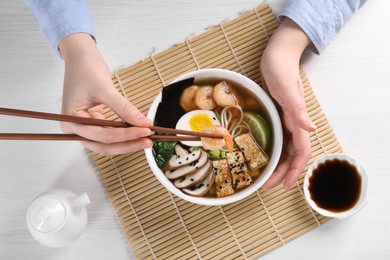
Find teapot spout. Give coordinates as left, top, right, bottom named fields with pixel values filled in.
left=70, top=193, right=90, bottom=212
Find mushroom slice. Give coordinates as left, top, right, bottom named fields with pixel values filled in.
left=183, top=170, right=215, bottom=197
left=165, top=150, right=208, bottom=180
left=167, top=146, right=201, bottom=170
left=174, top=160, right=212, bottom=189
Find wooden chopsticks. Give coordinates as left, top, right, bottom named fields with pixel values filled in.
left=0, top=107, right=224, bottom=142
left=0, top=133, right=202, bottom=141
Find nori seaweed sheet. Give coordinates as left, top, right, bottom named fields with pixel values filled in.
left=154, top=77, right=194, bottom=128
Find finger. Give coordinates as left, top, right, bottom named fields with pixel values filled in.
left=61, top=106, right=104, bottom=133
left=64, top=122, right=152, bottom=143
left=272, top=77, right=315, bottom=132
left=85, top=105, right=106, bottom=120
left=102, top=90, right=151, bottom=127
left=262, top=138, right=291, bottom=192
left=283, top=129, right=312, bottom=190
left=285, top=78, right=316, bottom=131
left=81, top=138, right=153, bottom=156
left=262, top=155, right=292, bottom=192
left=62, top=108, right=153, bottom=143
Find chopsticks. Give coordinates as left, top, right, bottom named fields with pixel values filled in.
left=0, top=133, right=202, bottom=141
left=0, top=107, right=224, bottom=141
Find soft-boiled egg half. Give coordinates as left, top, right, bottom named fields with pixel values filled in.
left=175, top=110, right=220, bottom=147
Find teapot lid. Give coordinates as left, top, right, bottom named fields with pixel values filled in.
left=28, top=197, right=66, bottom=233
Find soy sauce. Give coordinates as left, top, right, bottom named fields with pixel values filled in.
left=308, top=159, right=362, bottom=213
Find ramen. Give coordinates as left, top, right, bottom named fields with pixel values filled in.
left=152, top=77, right=273, bottom=198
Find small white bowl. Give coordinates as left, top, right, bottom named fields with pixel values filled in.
left=303, top=153, right=369, bottom=219
left=145, top=69, right=283, bottom=206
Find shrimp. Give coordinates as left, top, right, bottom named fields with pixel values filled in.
left=201, top=125, right=234, bottom=153
left=195, top=86, right=216, bottom=110
left=212, top=81, right=237, bottom=107
left=180, top=85, right=200, bottom=111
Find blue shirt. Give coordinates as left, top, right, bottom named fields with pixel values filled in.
left=279, top=0, right=367, bottom=54
left=24, top=0, right=96, bottom=57
left=25, top=0, right=366, bottom=57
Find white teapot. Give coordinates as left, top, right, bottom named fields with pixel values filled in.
left=26, top=188, right=90, bottom=247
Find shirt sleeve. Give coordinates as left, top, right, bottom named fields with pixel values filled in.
left=279, top=0, right=367, bottom=54
left=24, top=0, right=96, bottom=57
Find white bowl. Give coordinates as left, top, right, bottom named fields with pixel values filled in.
left=145, top=69, right=283, bottom=205
left=303, top=153, right=369, bottom=219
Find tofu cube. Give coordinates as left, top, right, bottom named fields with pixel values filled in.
left=234, top=133, right=269, bottom=171
left=212, top=159, right=234, bottom=197
left=226, top=151, right=253, bottom=189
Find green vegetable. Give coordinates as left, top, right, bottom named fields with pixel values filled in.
left=209, top=150, right=220, bottom=160
left=214, top=110, right=222, bottom=123
left=208, top=149, right=227, bottom=159
left=152, top=140, right=176, bottom=169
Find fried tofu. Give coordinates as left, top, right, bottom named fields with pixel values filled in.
left=212, top=159, right=234, bottom=197
left=226, top=151, right=253, bottom=189
left=234, top=133, right=269, bottom=171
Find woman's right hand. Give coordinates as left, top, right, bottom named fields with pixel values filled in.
left=59, top=33, right=153, bottom=155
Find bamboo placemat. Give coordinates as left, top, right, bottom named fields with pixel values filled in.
left=92, top=4, right=342, bottom=259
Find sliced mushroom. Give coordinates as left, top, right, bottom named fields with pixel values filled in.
left=167, top=145, right=201, bottom=170
left=174, top=160, right=212, bottom=189
left=182, top=170, right=215, bottom=197
left=165, top=150, right=208, bottom=180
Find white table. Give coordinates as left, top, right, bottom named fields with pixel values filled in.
left=1, top=1, right=389, bottom=259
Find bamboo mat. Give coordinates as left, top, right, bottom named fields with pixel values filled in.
left=92, top=4, right=342, bottom=259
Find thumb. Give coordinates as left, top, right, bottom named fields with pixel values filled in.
left=103, top=90, right=151, bottom=127
left=288, top=104, right=316, bottom=132
left=281, top=77, right=316, bottom=132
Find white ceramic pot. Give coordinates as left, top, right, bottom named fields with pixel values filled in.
left=26, top=189, right=90, bottom=247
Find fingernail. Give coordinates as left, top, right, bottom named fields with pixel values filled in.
left=309, top=120, right=316, bottom=130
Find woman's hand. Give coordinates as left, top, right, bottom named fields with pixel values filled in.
left=59, top=33, right=153, bottom=155
left=260, top=18, right=316, bottom=191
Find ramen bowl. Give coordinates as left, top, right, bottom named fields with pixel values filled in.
left=145, top=69, right=283, bottom=205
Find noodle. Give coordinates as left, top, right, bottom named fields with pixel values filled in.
left=220, top=105, right=249, bottom=139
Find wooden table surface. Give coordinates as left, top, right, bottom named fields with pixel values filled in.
left=1, top=0, right=389, bottom=259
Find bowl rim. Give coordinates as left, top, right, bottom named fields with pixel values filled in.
left=303, top=153, right=369, bottom=219
left=145, top=68, right=283, bottom=206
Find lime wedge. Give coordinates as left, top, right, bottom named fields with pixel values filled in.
left=243, top=112, right=271, bottom=151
